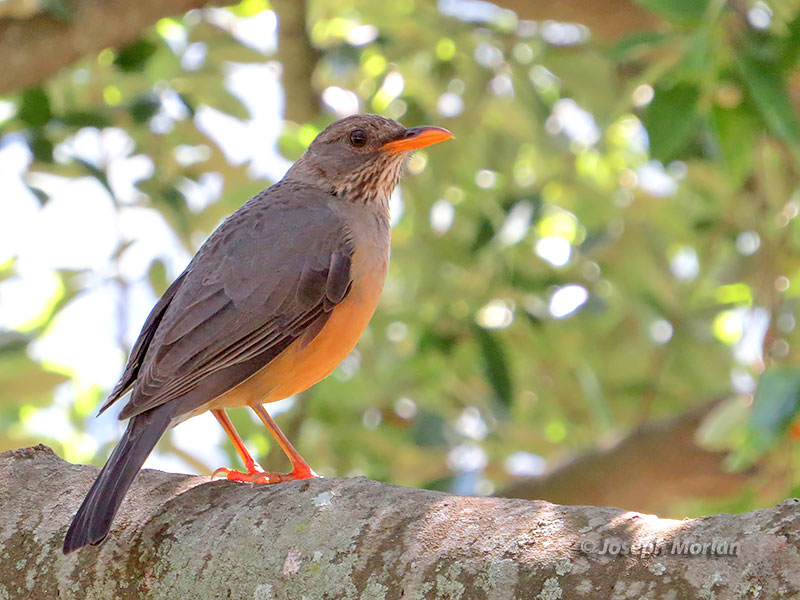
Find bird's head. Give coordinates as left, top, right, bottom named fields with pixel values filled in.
left=286, top=114, right=453, bottom=204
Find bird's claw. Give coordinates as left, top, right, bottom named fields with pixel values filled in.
left=211, top=465, right=319, bottom=485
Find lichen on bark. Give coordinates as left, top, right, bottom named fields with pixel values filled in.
left=1, top=445, right=799, bottom=599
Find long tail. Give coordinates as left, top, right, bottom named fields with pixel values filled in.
left=63, top=407, right=172, bottom=553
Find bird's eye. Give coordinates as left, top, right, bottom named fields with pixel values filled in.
left=349, top=129, right=367, bottom=147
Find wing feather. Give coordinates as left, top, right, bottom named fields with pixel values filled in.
left=114, top=188, right=355, bottom=420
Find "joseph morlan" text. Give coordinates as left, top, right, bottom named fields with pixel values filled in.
left=579, top=537, right=740, bottom=558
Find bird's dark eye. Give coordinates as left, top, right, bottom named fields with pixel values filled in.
left=349, top=129, right=367, bottom=147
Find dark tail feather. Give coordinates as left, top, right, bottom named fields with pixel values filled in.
left=63, top=407, right=172, bottom=554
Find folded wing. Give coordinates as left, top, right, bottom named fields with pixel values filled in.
left=104, top=187, right=354, bottom=421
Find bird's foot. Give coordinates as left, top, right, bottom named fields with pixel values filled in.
left=212, top=463, right=319, bottom=485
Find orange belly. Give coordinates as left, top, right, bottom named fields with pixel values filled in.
left=211, top=256, right=386, bottom=408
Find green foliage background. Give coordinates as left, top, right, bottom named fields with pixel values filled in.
left=1, top=0, right=800, bottom=515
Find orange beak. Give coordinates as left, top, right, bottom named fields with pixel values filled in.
left=381, top=126, right=454, bottom=154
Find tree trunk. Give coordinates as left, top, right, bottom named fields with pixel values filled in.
left=273, top=0, right=320, bottom=123
left=2, top=445, right=799, bottom=599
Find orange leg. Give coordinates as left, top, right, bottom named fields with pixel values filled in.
left=248, top=403, right=318, bottom=483
left=211, top=409, right=263, bottom=480
left=211, top=406, right=318, bottom=485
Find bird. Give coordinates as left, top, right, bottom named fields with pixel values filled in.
left=62, top=114, right=453, bottom=553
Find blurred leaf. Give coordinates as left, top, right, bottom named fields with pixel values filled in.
left=148, top=259, right=169, bottom=295
left=731, top=367, right=800, bottom=468
left=0, top=332, right=29, bottom=356
left=17, top=88, right=52, bottom=127
left=471, top=217, right=494, bottom=253
left=176, top=93, right=196, bottom=118
left=0, top=353, right=68, bottom=408
left=692, top=217, right=716, bottom=232
left=28, top=129, right=54, bottom=163
left=737, top=51, right=800, bottom=151
left=230, top=0, right=270, bottom=17
left=0, top=259, right=15, bottom=284
left=473, top=326, right=513, bottom=409
left=412, top=410, right=448, bottom=447
left=60, top=111, right=112, bottom=128
left=418, top=328, right=458, bottom=354
left=129, top=93, right=161, bottom=123
left=607, top=31, right=669, bottom=61
left=74, top=158, right=112, bottom=197
left=635, top=0, right=709, bottom=24
left=40, top=0, right=74, bottom=21
left=146, top=184, right=193, bottom=241
left=642, top=82, right=700, bottom=161
left=522, top=310, right=543, bottom=328
left=777, top=14, right=800, bottom=72
left=750, top=367, right=800, bottom=437
left=114, top=39, right=158, bottom=73
left=277, top=125, right=309, bottom=162
left=680, top=27, right=713, bottom=79
left=710, top=104, right=757, bottom=185
left=420, top=474, right=455, bottom=492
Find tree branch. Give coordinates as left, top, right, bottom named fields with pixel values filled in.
left=0, top=0, right=225, bottom=96
left=490, top=0, right=662, bottom=40
left=3, top=445, right=799, bottom=598
left=498, top=400, right=755, bottom=516
left=272, top=0, right=319, bottom=123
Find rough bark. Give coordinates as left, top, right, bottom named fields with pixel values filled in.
left=499, top=400, right=754, bottom=516
left=0, top=0, right=228, bottom=96
left=2, top=445, right=799, bottom=599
